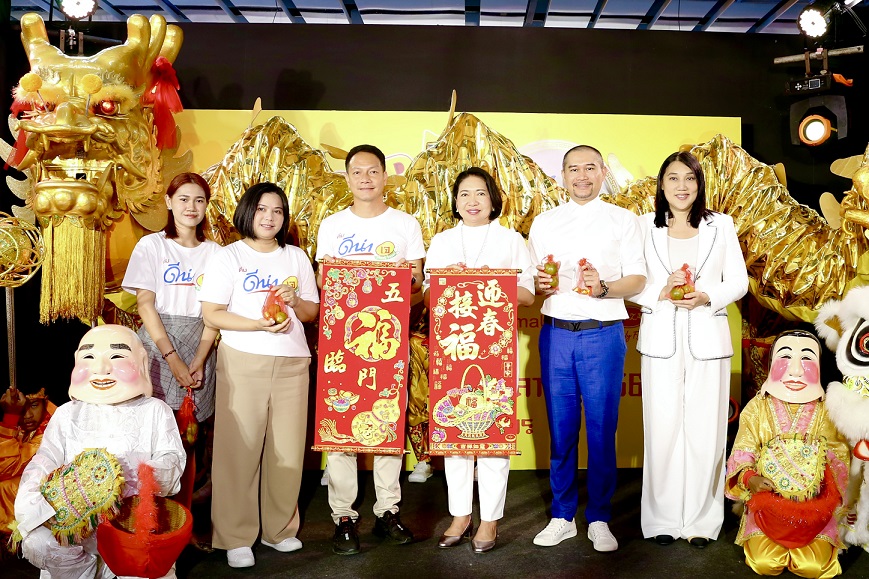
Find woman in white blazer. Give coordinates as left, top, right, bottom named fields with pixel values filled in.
left=632, top=151, right=748, bottom=548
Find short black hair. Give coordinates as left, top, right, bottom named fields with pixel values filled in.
left=562, top=145, right=605, bottom=170
left=770, top=329, right=823, bottom=363
left=451, top=167, right=503, bottom=221
left=653, top=151, right=713, bottom=229
left=233, top=182, right=291, bottom=247
left=345, top=144, right=386, bottom=172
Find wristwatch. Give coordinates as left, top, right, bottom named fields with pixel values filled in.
left=596, top=280, right=609, bottom=299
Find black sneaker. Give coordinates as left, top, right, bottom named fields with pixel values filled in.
left=333, top=516, right=360, bottom=555
left=373, top=511, right=414, bottom=544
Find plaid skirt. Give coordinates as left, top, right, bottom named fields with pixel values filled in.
left=138, top=313, right=216, bottom=421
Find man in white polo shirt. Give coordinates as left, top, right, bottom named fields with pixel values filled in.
left=528, top=145, right=645, bottom=552
left=316, top=144, right=425, bottom=555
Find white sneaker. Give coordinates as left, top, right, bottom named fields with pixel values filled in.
left=261, top=537, right=303, bottom=552
left=533, top=518, right=577, bottom=546
left=227, top=547, right=255, bottom=568
left=587, top=521, right=619, bottom=552
left=321, top=465, right=330, bottom=486
left=408, top=461, right=433, bottom=483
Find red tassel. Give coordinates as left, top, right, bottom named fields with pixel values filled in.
left=142, top=56, right=183, bottom=150
left=5, top=100, right=32, bottom=169
left=177, top=388, right=198, bottom=446
left=134, top=463, right=159, bottom=538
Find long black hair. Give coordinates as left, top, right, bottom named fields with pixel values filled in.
left=653, top=151, right=713, bottom=229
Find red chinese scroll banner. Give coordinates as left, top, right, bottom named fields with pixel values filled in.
left=428, top=269, right=520, bottom=456
left=312, top=260, right=412, bottom=455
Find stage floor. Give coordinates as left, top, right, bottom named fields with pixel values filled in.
left=7, top=468, right=869, bottom=578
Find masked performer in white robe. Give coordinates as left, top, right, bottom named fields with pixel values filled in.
left=14, top=325, right=185, bottom=579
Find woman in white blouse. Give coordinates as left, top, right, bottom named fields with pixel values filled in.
left=424, top=167, right=535, bottom=553
left=631, top=152, right=748, bottom=549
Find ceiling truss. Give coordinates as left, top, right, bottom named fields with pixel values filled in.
left=8, top=0, right=865, bottom=35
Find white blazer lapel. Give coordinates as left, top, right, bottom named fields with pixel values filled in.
left=695, top=217, right=718, bottom=282
left=650, top=225, right=672, bottom=274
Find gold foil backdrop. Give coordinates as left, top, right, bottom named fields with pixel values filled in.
left=201, top=116, right=349, bottom=255
left=203, top=115, right=869, bottom=327
left=398, top=112, right=568, bottom=245
left=203, top=112, right=566, bottom=259
left=609, top=135, right=869, bottom=322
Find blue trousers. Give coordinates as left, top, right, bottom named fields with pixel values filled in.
left=539, top=321, right=626, bottom=523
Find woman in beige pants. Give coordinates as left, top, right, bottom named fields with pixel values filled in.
left=200, top=183, right=319, bottom=568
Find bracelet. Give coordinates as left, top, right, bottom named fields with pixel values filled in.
left=596, top=280, right=609, bottom=299
left=162, top=349, right=177, bottom=360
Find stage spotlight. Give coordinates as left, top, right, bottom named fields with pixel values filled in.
left=798, top=1, right=868, bottom=38
left=799, top=4, right=831, bottom=37
left=789, top=95, right=848, bottom=146
left=59, top=0, right=97, bottom=20
left=798, top=114, right=834, bottom=146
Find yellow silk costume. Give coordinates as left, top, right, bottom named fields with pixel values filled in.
left=726, top=395, right=850, bottom=578
left=0, top=425, right=45, bottom=534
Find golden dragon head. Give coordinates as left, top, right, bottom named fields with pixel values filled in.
left=12, top=13, right=183, bottom=231
left=7, top=13, right=188, bottom=322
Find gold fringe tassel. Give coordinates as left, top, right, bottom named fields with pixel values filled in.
left=39, top=219, right=106, bottom=324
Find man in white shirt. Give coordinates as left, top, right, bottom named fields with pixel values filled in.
left=316, top=144, right=425, bottom=555
left=528, top=145, right=646, bottom=552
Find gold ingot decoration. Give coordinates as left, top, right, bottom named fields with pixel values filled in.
left=0, top=212, right=44, bottom=288
left=5, top=13, right=190, bottom=322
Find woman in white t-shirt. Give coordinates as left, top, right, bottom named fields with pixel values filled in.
left=123, top=172, right=220, bottom=421
left=199, top=182, right=319, bottom=569
left=424, top=167, right=535, bottom=553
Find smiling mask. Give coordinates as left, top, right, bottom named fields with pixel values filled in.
left=68, top=324, right=153, bottom=404
left=760, top=331, right=825, bottom=403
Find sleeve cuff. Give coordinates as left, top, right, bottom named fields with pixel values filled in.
left=742, top=469, right=759, bottom=488
left=2, top=413, right=22, bottom=428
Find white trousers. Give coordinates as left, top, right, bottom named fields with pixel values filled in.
left=445, top=455, right=510, bottom=522
left=327, top=452, right=402, bottom=524
left=640, top=311, right=730, bottom=540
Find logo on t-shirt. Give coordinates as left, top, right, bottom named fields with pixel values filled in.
left=374, top=241, right=396, bottom=259
left=163, top=262, right=195, bottom=286
left=281, top=276, right=299, bottom=289
left=195, top=274, right=204, bottom=291
left=336, top=234, right=397, bottom=260
left=242, top=269, right=282, bottom=293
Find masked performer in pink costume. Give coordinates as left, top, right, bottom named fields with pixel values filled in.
left=14, top=325, right=185, bottom=579
left=725, top=330, right=849, bottom=578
